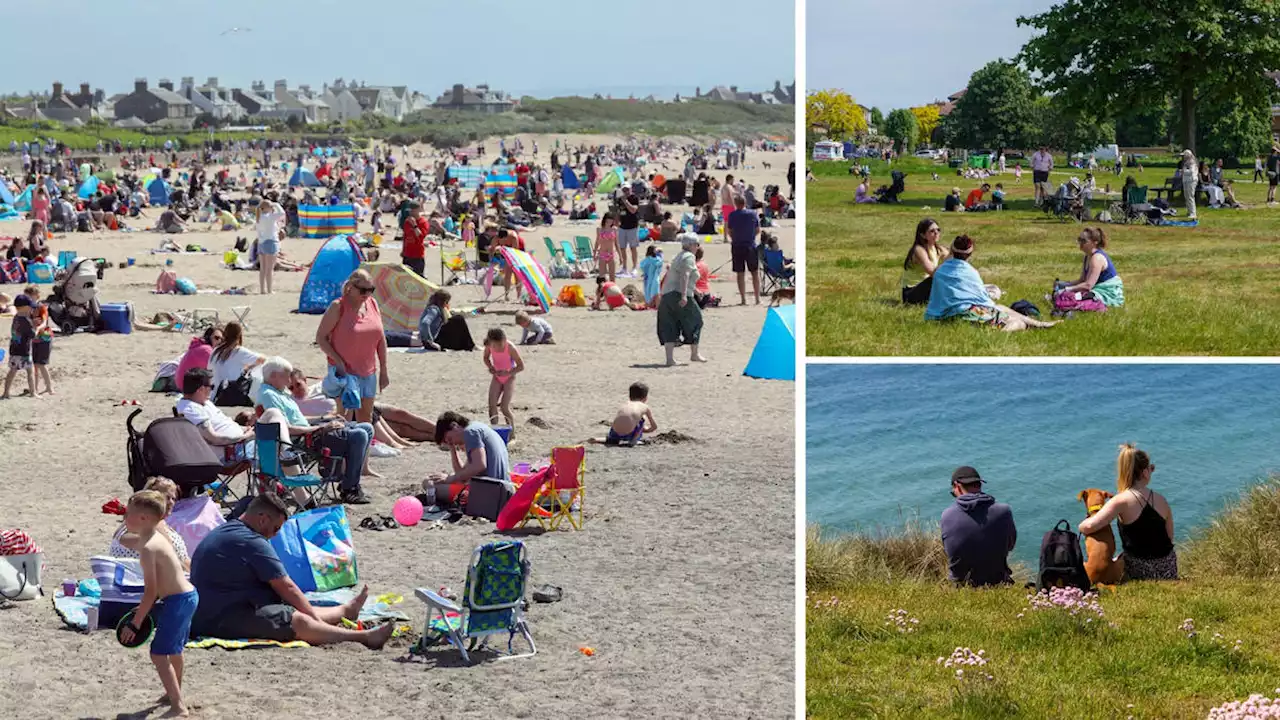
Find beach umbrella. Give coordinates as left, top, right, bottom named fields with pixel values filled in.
left=497, top=247, right=552, bottom=312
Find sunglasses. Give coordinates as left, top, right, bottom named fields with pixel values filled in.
left=352, top=285, right=375, bottom=294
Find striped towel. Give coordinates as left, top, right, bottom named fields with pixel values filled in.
left=298, top=205, right=357, bottom=239
left=1, top=529, right=40, bottom=555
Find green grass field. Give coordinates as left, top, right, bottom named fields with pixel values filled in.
left=806, top=480, right=1280, bottom=718
left=806, top=158, right=1280, bottom=355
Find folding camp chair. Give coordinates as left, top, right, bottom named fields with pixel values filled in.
left=542, top=237, right=562, bottom=262
left=441, top=250, right=475, bottom=285
left=230, top=306, right=251, bottom=330
left=1114, top=185, right=1153, bottom=225
left=409, top=541, right=536, bottom=663
left=559, top=240, right=580, bottom=269
left=573, top=236, right=596, bottom=272
left=761, top=248, right=794, bottom=295
left=253, top=422, right=345, bottom=509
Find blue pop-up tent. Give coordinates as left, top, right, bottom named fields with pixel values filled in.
left=289, top=166, right=322, bottom=187
left=298, top=235, right=364, bottom=313
left=77, top=175, right=100, bottom=199
left=561, top=165, right=581, bottom=190
left=147, top=177, right=170, bottom=206
left=0, top=182, right=14, bottom=206
left=743, top=305, right=795, bottom=381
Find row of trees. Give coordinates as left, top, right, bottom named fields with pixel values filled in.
left=808, top=0, right=1280, bottom=161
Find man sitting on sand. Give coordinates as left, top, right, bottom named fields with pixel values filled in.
left=422, top=411, right=511, bottom=505
left=941, top=466, right=1017, bottom=588
left=589, top=382, right=657, bottom=446
left=189, top=494, right=392, bottom=649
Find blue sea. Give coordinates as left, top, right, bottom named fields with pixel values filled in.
left=807, top=365, right=1280, bottom=565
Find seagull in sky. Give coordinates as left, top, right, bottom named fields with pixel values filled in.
left=220, top=27, right=252, bottom=35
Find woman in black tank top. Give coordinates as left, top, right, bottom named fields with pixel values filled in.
left=1078, top=444, right=1178, bottom=580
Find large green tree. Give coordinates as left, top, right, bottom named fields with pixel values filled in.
left=869, top=107, right=885, bottom=128
left=1115, top=104, right=1172, bottom=147
left=942, top=60, right=1038, bottom=152
left=882, top=108, right=919, bottom=153
left=1033, top=95, right=1115, bottom=155
left=1195, top=92, right=1273, bottom=160
left=1018, top=0, right=1280, bottom=153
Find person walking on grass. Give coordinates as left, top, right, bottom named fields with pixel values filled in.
left=1268, top=146, right=1280, bottom=204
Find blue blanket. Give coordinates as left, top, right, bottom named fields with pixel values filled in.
left=924, top=259, right=995, bottom=320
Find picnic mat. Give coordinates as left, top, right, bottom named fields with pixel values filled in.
left=53, top=586, right=409, bottom=649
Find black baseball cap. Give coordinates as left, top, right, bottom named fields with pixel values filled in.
left=13, top=294, right=31, bottom=308
left=951, top=466, right=984, bottom=485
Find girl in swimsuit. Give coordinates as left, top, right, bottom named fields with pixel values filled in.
left=594, top=213, right=619, bottom=283
left=482, top=327, right=524, bottom=433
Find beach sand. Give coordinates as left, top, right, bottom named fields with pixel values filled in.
left=0, top=138, right=796, bottom=719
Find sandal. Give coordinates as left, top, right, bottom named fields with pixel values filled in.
left=358, top=516, right=382, bottom=532
left=532, top=585, right=563, bottom=603
left=379, top=515, right=399, bottom=530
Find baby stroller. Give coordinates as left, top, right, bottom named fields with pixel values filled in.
left=47, top=257, right=103, bottom=335
left=126, top=409, right=224, bottom=496
left=1043, top=181, right=1088, bottom=222
left=874, top=171, right=906, bottom=203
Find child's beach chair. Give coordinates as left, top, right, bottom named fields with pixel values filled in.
left=441, top=250, right=475, bottom=286
left=559, top=240, right=580, bottom=269
left=542, top=236, right=561, bottom=262
left=253, top=422, right=345, bottom=509
left=546, top=445, right=585, bottom=530
left=409, top=541, right=536, bottom=663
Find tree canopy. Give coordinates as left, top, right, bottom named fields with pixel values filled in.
left=883, top=108, right=918, bottom=152
left=910, top=105, right=941, bottom=147
left=806, top=89, right=868, bottom=141
left=1033, top=94, right=1115, bottom=155
left=942, top=60, right=1037, bottom=151
left=869, top=107, right=885, bottom=128
left=1018, top=0, right=1280, bottom=153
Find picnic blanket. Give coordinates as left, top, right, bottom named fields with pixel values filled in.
left=52, top=585, right=409, bottom=649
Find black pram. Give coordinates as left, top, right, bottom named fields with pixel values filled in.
left=874, top=171, right=906, bottom=203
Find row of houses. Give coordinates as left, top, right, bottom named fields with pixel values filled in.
left=688, top=81, right=796, bottom=105
left=0, top=78, right=519, bottom=129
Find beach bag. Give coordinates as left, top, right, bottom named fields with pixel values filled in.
left=1053, top=291, right=1106, bottom=314
left=0, top=258, right=25, bottom=284
left=0, top=531, right=44, bottom=602
left=269, top=506, right=358, bottom=593
left=155, top=269, right=178, bottom=294
left=557, top=284, right=587, bottom=307
left=213, top=373, right=255, bottom=407
left=1037, top=520, right=1091, bottom=592
left=175, top=277, right=197, bottom=295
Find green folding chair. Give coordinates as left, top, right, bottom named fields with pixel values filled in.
left=573, top=236, right=596, bottom=272
left=542, top=236, right=561, bottom=261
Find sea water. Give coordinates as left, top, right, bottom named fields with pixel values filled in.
left=807, top=365, right=1280, bottom=565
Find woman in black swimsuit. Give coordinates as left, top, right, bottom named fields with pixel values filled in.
left=1078, top=444, right=1178, bottom=580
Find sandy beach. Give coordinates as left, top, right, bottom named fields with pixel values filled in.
left=0, top=136, right=796, bottom=719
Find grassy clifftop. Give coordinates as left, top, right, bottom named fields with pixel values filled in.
left=806, top=479, right=1280, bottom=719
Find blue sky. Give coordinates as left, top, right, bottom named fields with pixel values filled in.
left=806, top=0, right=1056, bottom=110
left=5, top=0, right=794, bottom=99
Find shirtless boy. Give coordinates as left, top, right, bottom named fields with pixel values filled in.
left=590, top=382, right=658, bottom=446
left=119, top=490, right=200, bottom=718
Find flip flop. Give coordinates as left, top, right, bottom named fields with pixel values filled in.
left=358, top=516, right=382, bottom=532
left=379, top=515, right=399, bottom=530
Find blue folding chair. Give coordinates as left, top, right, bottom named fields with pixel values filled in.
left=761, top=247, right=794, bottom=294
left=253, top=422, right=344, bottom=509
left=410, top=541, right=536, bottom=663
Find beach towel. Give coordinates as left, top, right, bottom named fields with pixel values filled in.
left=1089, top=275, right=1124, bottom=307
left=924, top=259, right=995, bottom=320
left=166, top=496, right=226, bottom=555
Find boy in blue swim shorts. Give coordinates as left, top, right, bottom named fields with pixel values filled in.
left=118, top=490, right=199, bottom=717
left=595, top=382, right=658, bottom=447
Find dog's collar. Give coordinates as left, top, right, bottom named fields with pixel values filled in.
left=1087, top=504, right=1104, bottom=514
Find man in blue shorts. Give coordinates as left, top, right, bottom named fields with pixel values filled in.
left=726, top=195, right=761, bottom=305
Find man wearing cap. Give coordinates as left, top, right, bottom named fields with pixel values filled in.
left=940, top=466, right=1017, bottom=587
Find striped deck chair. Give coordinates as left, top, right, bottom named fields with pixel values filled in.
left=410, top=541, right=536, bottom=663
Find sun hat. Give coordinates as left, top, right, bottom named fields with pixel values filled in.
left=951, top=466, right=984, bottom=486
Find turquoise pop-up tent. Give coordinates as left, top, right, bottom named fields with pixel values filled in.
left=290, top=166, right=322, bottom=187
left=743, top=305, right=795, bottom=380
left=0, top=182, right=15, bottom=206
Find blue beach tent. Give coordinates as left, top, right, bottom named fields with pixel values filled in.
left=298, top=235, right=364, bottom=313
left=743, top=305, right=795, bottom=381
left=290, top=166, right=322, bottom=188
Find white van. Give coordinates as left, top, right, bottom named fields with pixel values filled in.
left=812, top=141, right=844, bottom=161
left=1091, top=144, right=1120, bottom=160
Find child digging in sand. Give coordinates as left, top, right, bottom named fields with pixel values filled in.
left=118, top=490, right=199, bottom=718
left=515, top=310, right=554, bottom=345
left=483, top=328, right=523, bottom=434
left=590, top=382, right=658, bottom=446
left=3, top=294, right=36, bottom=399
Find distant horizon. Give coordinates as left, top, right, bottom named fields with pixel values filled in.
left=0, top=81, right=795, bottom=102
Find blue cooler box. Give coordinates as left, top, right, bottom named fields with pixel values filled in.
left=100, top=302, right=132, bottom=334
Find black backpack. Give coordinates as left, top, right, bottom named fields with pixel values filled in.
left=1037, top=520, right=1091, bottom=592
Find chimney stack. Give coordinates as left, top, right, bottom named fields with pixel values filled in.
left=158, top=78, right=173, bottom=91
left=730, top=85, right=738, bottom=93
left=181, top=77, right=194, bottom=89
left=275, top=80, right=288, bottom=96
left=79, top=83, right=90, bottom=97
left=134, top=78, right=148, bottom=93
left=452, top=84, right=464, bottom=105
left=207, top=77, right=219, bottom=88
left=52, top=82, right=63, bottom=97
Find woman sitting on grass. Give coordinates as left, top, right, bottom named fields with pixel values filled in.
left=1056, top=227, right=1124, bottom=307
left=901, top=218, right=950, bottom=305
left=924, top=235, right=1056, bottom=332
left=854, top=177, right=877, bottom=204
left=1078, top=444, right=1178, bottom=581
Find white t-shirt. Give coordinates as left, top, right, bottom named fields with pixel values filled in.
left=176, top=397, right=243, bottom=441
left=210, top=346, right=262, bottom=393
left=255, top=207, right=284, bottom=242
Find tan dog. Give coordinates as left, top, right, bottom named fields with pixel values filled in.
left=769, top=287, right=795, bottom=306
left=1077, top=488, right=1125, bottom=586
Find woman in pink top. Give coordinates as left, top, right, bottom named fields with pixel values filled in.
left=175, top=324, right=223, bottom=392
left=31, top=187, right=51, bottom=226
left=316, top=269, right=389, bottom=423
